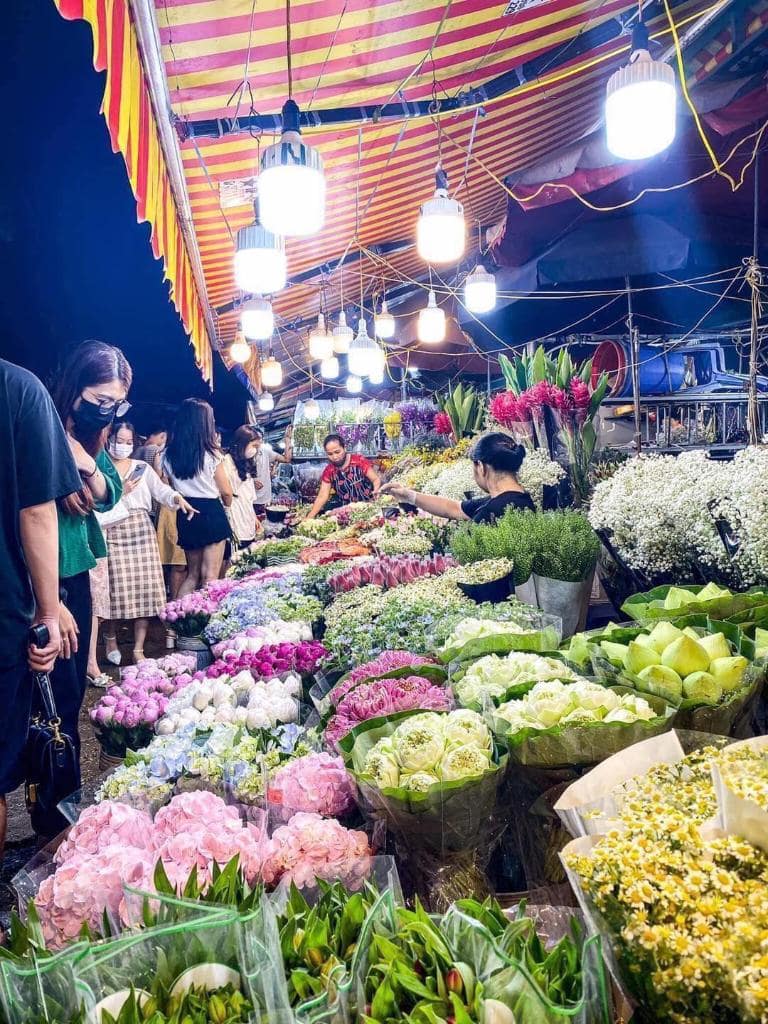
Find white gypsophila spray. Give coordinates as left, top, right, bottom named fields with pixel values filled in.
left=423, top=452, right=564, bottom=508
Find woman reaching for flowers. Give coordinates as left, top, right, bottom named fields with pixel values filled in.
left=381, top=432, right=534, bottom=524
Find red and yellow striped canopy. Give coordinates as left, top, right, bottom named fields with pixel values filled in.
left=54, top=0, right=725, bottom=388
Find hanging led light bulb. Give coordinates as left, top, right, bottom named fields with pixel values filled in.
left=606, top=22, right=676, bottom=160
left=369, top=361, right=385, bottom=385
left=418, top=290, right=446, bottom=344
left=346, top=374, right=362, bottom=394
left=229, top=332, right=251, bottom=364
left=320, top=355, right=339, bottom=380
left=234, top=224, right=286, bottom=294
left=304, top=398, right=320, bottom=421
left=348, top=319, right=383, bottom=378
left=258, top=391, right=275, bottom=412
left=259, top=100, right=325, bottom=237
left=417, top=165, right=465, bottom=265
left=240, top=297, right=274, bottom=340
left=260, top=352, right=283, bottom=389
left=374, top=299, right=395, bottom=340
left=332, top=310, right=353, bottom=354
left=464, top=266, right=497, bottom=314
left=308, top=313, right=333, bottom=361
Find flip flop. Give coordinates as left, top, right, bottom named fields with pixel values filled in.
left=87, top=673, right=111, bottom=689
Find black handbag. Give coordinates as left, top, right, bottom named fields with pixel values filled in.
left=25, top=624, right=79, bottom=837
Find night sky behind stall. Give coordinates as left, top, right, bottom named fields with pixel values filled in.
left=0, top=3, right=247, bottom=430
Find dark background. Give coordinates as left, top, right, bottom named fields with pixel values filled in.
left=0, top=3, right=247, bottom=431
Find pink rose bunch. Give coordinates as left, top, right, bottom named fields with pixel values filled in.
left=328, top=651, right=437, bottom=708
left=90, top=665, right=194, bottom=731
left=199, top=640, right=327, bottom=682
left=261, top=812, right=371, bottom=890
left=325, top=676, right=453, bottom=751
left=268, top=753, right=356, bottom=821
left=434, top=411, right=453, bottom=436
left=328, top=554, right=456, bottom=594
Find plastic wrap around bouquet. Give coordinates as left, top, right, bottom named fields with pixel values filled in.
left=621, top=582, right=768, bottom=625
left=438, top=610, right=562, bottom=666
left=340, top=709, right=509, bottom=912
left=581, top=614, right=766, bottom=736
left=309, top=650, right=448, bottom=719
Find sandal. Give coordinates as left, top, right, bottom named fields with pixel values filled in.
left=104, top=635, right=122, bottom=666
left=132, top=649, right=145, bottom=664
left=87, top=673, right=111, bottom=689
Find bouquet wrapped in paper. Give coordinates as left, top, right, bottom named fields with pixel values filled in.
left=340, top=709, right=509, bottom=911
left=584, top=615, right=766, bottom=736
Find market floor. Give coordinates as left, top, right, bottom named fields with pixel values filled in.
left=0, top=621, right=167, bottom=913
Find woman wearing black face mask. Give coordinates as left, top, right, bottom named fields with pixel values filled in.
left=43, top=340, right=131, bottom=837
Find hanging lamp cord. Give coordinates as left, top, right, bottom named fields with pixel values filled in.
left=286, top=0, right=293, bottom=98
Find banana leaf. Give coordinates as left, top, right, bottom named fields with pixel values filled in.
left=621, top=585, right=768, bottom=624
left=339, top=710, right=509, bottom=855
left=439, top=625, right=563, bottom=665
left=494, top=688, right=675, bottom=769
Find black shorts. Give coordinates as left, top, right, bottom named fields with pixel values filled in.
left=176, top=498, right=231, bottom=551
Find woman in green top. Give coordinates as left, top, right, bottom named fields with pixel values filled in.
left=42, top=341, right=132, bottom=835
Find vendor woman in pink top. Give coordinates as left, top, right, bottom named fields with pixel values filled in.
left=305, top=433, right=381, bottom=519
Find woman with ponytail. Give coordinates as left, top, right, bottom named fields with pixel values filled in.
left=381, top=432, right=535, bottom=523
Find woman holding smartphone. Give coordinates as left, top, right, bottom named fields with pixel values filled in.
left=98, top=421, right=197, bottom=662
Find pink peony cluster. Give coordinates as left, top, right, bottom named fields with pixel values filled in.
left=328, top=554, right=455, bottom=594
left=199, top=640, right=327, bottom=682
left=328, top=651, right=437, bottom=708
left=90, top=663, right=195, bottom=731
left=160, top=590, right=218, bottom=623
left=324, top=676, right=453, bottom=751
left=268, top=752, right=356, bottom=821
left=261, top=812, right=371, bottom=890
left=434, top=411, right=453, bottom=436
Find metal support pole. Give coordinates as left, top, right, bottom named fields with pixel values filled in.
left=626, top=275, right=642, bottom=454
left=747, top=151, right=761, bottom=445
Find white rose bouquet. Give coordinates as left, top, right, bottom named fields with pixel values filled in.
left=340, top=709, right=509, bottom=910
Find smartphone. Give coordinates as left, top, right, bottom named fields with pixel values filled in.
left=127, top=464, right=146, bottom=483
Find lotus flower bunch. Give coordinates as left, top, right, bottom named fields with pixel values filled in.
left=363, top=709, right=494, bottom=792
left=328, top=650, right=438, bottom=707
left=600, top=620, right=749, bottom=706
left=325, top=676, right=454, bottom=751
left=201, top=640, right=327, bottom=683
left=210, top=619, right=313, bottom=659
left=268, top=752, right=357, bottom=820
left=328, top=553, right=456, bottom=594
left=156, top=672, right=300, bottom=735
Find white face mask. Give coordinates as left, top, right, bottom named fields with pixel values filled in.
left=110, top=442, right=133, bottom=459
left=245, top=446, right=259, bottom=460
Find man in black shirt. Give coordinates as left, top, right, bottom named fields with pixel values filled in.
left=0, top=359, right=81, bottom=857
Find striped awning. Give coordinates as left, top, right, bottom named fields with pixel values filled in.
left=55, top=0, right=737, bottom=392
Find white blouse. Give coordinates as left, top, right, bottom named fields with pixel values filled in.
left=97, top=462, right=180, bottom=527
left=223, top=454, right=258, bottom=543
left=164, top=451, right=222, bottom=499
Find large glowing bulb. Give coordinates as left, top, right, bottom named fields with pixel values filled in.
left=346, top=374, right=362, bottom=394
left=464, top=266, right=497, bottom=314
left=418, top=290, right=446, bottom=344
left=229, top=333, right=251, bottom=364
left=259, top=100, right=325, bottom=237
left=240, top=297, right=274, bottom=340
left=308, top=313, right=334, bottom=361
left=417, top=168, right=465, bottom=265
left=606, top=42, right=675, bottom=160
left=234, top=225, right=286, bottom=294
left=258, top=391, right=275, bottom=412
left=333, top=311, right=353, bottom=354
left=374, top=300, right=395, bottom=340
left=260, top=355, right=283, bottom=389
left=348, top=320, right=382, bottom=378
left=304, top=398, right=320, bottom=421
left=320, top=355, right=339, bottom=380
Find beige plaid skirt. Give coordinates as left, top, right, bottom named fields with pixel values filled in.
left=105, top=510, right=167, bottom=620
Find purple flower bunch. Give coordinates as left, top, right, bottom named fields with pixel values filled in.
left=337, top=423, right=368, bottom=447
left=90, top=661, right=196, bottom=755
left=160, top=589, right=218, bottom=638
left=395, top=399, right=439, bottom=433
left=328, top=650, right=437, bottom=708
left=324, top=675, right=454, bottom=751
left=198, top=641, right=328, bottom=683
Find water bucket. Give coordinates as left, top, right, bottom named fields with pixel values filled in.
left=592, top=339, right=686, bottom=398
left=98, top=749, right=124, bottom=773
left=175, top=633, right=213, bottom=670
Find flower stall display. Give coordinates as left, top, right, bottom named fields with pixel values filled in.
left=342, top=709, right=509, bottom=909
left=561, top=736, right=768, bottom=1024
left=453, top=652, right=581, bottom=709
left=204, top=574, right=322, bottom=644
left=324, top=675, right=455, bottom=752
left=494, top=679, right=673, bottom=768
left=89, top=655, right=196, bottom=758
left=582, top=616, right=766, bottom=734
left=328, top=553, right=455, bottom=594
left=229, top=536, right=310, bottom=576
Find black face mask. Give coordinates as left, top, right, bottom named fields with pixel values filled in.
left=71, top=397, right=117, bottom=436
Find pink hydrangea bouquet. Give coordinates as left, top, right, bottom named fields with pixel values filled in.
left=325, top=676, right=454, bottom=751
left=90, top=662, right=196, bottom=756
left=327, top=650, right=439, bottom=709
left=267, top=752, right=356, bottom=821
left=261, top=812, right=371, bottom=890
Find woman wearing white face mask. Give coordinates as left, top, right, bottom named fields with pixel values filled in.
left=222, top=425, right=264, bottom=549
left=97, top=421, right=197, bottom=663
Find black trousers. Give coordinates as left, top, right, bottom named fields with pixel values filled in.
left=36, top=570, right=91, bottom=835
